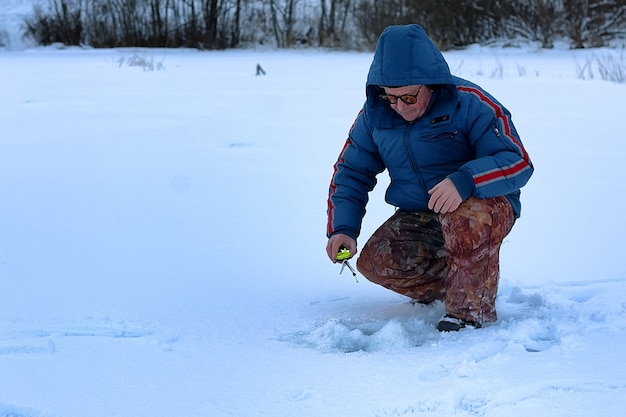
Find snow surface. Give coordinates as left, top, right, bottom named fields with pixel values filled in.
left=2, top=15, right=626, bottom=417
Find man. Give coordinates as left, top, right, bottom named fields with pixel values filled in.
left=326, top=24, right=533, bottom=331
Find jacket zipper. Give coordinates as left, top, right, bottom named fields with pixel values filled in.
left=403, top=125, right=429, bottom=203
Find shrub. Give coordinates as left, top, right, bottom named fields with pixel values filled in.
left=576, top=50, right=626, bottom=83
left=24, top=0, right=83, bottom=46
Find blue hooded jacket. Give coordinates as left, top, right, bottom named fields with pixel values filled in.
left=327, top=24, right=533, bottom=240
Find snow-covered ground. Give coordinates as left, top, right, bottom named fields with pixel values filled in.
left=2, top=8, right=626, bottom=417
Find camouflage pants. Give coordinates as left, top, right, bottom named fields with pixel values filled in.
left=356, top=196, right=515, bottom=323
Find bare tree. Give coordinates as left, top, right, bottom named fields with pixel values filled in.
left=267, top=0, right=302, bottom=47
left=202, top=0, right=219, bottom=47
left=231, top=0, right=242, bottom=47
left=353, top=0, right=412, bottom=48
left=318, top=0, right=352, bottom=47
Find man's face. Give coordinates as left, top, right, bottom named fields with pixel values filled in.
left=381, top=85, right=431, bottom=122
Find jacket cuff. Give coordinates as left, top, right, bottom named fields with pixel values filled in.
left=448, top=170, right=474, bottom=200
left=327, top=228, right=359, bottom=240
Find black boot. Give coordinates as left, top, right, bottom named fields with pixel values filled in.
left=437, top=314, right=482, bottom=332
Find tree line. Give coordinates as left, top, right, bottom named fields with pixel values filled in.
left=23, top=0, right=626, bottom=50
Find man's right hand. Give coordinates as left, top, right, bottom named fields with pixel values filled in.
left=326, top=234, right=357, bottom=263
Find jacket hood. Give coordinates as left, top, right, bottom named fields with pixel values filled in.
left=367, top=24, right=454, bottom=88
left=363, top=25, right=456, bottom=127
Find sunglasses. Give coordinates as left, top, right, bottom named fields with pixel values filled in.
left=379, top=85, right=424, bottom=105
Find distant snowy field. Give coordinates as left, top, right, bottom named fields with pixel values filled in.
left=2, top=4, right=626, bottom=417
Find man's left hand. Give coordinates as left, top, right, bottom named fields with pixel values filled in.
left=428, top=178, right=462, bottom=214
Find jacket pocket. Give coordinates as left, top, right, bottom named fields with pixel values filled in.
left=420, top=131, right=458, bottom=142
